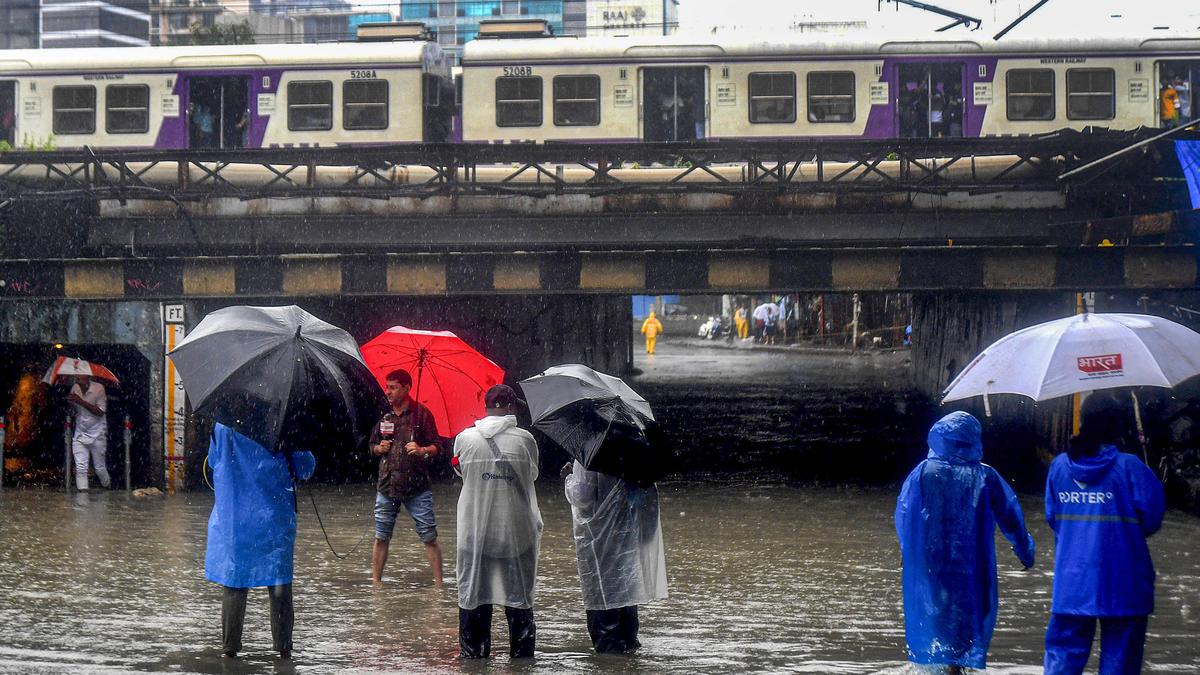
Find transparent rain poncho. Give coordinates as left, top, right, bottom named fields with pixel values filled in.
left=894, top=411, right=1035, bottom=670
left=454, top=415, right=543, bottom=610
left=565, top=461, right=668, bottom=610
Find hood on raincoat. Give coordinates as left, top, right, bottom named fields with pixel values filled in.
left=473, top=414, right=517, bottom=439
left=1063, top=442, right=1121, bottom=486
left=927, top=411, right=983, bottom=464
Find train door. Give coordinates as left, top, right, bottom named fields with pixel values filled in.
left=897, top=63, right=965, bottom=138
left=0, top=81, right=15, bottom=147
left=641, top=67, right=707, bottom=142
left=1156, top=60, right=1198, bottom=128
left=187, top=76, right=249, bottom=149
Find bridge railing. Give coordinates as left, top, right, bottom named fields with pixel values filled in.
left=0, top=132, right=1171, bottom=203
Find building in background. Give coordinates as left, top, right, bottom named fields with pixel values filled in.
left=151, top=0, right=223, bottom=45
left=586, top=0, right=678, bottom=37
left=401, top=0, right=585, bottom=64
left=0, top=0, right=41, bottom=49
left=40, top=0, right=151, bottom=48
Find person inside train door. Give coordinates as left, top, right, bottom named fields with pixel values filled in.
left=189, top=76, right=250, bottom=149
left=0, top=80, right=15, bottom=147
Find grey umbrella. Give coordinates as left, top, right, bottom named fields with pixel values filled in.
left=167, top=305, right=386, bottom=455
left=519, top=364, right=668, bottom=482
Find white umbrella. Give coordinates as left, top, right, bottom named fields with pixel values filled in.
left=943, top=312, right=1200, bottom=405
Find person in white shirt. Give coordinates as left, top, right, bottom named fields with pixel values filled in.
left=453, top=384, right=543, bottom=659
left=69, top=375, right=110, bottom=490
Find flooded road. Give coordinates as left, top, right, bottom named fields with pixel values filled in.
left=1, top=344, right=1197, bottom=673
left=1, top=482, right=1198, bottom=674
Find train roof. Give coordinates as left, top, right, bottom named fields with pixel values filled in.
left=462, top=31, right=1200, bottom=63
left=0, top=41, right=444, bottom=73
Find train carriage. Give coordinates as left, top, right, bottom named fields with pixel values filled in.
left=460, top=31, right=1200, bottom=143
left=0, top=40, right=452, bottom=151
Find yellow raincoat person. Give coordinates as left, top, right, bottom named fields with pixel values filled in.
left=640, top=312, right=664, bottom=355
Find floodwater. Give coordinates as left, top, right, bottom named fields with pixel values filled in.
left=0, top=343, right=1197, bottom=673
left=1, top=482, right=1198, bottom=674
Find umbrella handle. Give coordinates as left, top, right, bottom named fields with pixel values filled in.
left=1131, top=391, right=1149, bottom=466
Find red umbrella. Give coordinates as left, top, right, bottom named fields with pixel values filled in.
left=42, top=356, right=120, bottom=386
left=360, top=327, right=505, bottom=438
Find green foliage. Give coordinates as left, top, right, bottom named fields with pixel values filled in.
left=189, top=20, right=255, bottom=46
left=14, top=134, right=55, bottom=151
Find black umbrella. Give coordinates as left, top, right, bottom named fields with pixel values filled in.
left=519, top=364, right=669, bottom=483
left=167, top=305, right=387, bottom=455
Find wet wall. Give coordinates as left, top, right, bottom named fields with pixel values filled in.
left=0, top=301, right=162, bottom=487
left=180, top=294, right=632, bottom=487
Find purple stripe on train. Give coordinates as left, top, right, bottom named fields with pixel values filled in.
left=154, top=68, right=285, bottom=149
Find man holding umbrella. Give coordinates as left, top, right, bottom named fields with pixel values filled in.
left=453, top=384, right=542, bottom=659
left=370, top=369, right=445, bottom=586
left=68, top=374, right=110, bottom=491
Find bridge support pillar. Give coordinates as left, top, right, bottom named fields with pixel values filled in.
left=909, top=291, right=1076, bottom=488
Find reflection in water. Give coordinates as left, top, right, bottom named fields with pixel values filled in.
left=0, top=483, right=1197, bottom=673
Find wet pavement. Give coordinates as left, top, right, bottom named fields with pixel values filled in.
left=0, top=344, right=1197, bottom=673
left=1, top=483, right=1198, bottom=674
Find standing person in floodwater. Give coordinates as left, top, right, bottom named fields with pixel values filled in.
left=69, top=374, right=110, bottom=491
left=205, top=423, right=315, bottom=660
left=640, top=311, right=664, bottom=355
left=1043, top=391, right=1166, bottom=675
left=561, top=460, right=668, bottom=653
left=895, top=411, right=1035, bottom=672
left=453, top=385, right=542, bottom=659
left=370, top=369, right=445, bottom=586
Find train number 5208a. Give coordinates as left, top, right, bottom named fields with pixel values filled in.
left=350, top=70, right=378, bottom=79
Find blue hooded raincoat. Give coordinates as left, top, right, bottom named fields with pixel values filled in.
left=895, top=412, right=1036, bottom=669
left=205, top=424, right=316, bottom=589
left=1044, top=443, right=1165, bottom=616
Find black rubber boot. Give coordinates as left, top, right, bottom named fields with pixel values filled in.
left=221, top=587, right=248, bottom=657
left=504, top=606, right=536, bottom=658
left=459, top=605, right=493, bottom=658
left=269, top=583, right=294, bottom=658
left=587, top=605, right=640, bottom=653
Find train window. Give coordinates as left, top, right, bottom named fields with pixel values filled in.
left=1066, top=68, right=1115, bottom=120
left=496, top=76, right=542, bottom=127
left=807, top=72, right=855, bottom=123
left=553, top=75, right=600, bottom=126
left=105, top=84, right=149, bottom=134
left=52, top=85, right=96, bottom=135
left=343, top=80, right=388, bottom=130
left=1006, top=69, right=1055, bottom=121
left=749, top=72, right=796, bottom=124
left=424, top=74, right=441, bottom=107
left=287, top=81, right=333, bottom=131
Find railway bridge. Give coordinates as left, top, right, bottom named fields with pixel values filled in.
left=0, top=133, right=1196, bottom=489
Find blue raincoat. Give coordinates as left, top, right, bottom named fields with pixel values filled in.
left=205, top=424, right=316, bottom=588
left=1044, top=444, right=1165, bottom=616
left=895, top=412, right=1035, bottom=669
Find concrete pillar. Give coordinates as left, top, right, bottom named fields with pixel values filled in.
left=909, top=291, right=1075, bottom=489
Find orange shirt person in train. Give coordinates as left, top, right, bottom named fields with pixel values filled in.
left=640, top=312, right=664, bottom=355
left=1161, top=82, right=1181, bottom=127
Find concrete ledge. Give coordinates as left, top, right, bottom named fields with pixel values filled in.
left=832, top=252, right=899, bottom=289
left=983, top=250, right=1057, bottom=289
left=183, top=260, right=236, bottom=296
left=282, top=255, right=342, bottom=295
left=1124, top=249, right=1198, bottom=288
left=580, top=254, right=645, bottom=290
left=494, top=259, right=542, bottom=291
left=709, top=253, right=769, bottom=289
left=65, top=261, right=124, bottom=298
left=387, top=257, right=446, bottom=294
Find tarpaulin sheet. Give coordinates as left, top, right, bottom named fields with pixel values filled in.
left=1175, top=140, right=1200, bottom=208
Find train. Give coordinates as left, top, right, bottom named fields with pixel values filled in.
left=0, top=22, right=1197, bottom=151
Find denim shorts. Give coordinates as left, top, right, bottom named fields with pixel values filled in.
left=374, top=490, right=437, bottom=543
